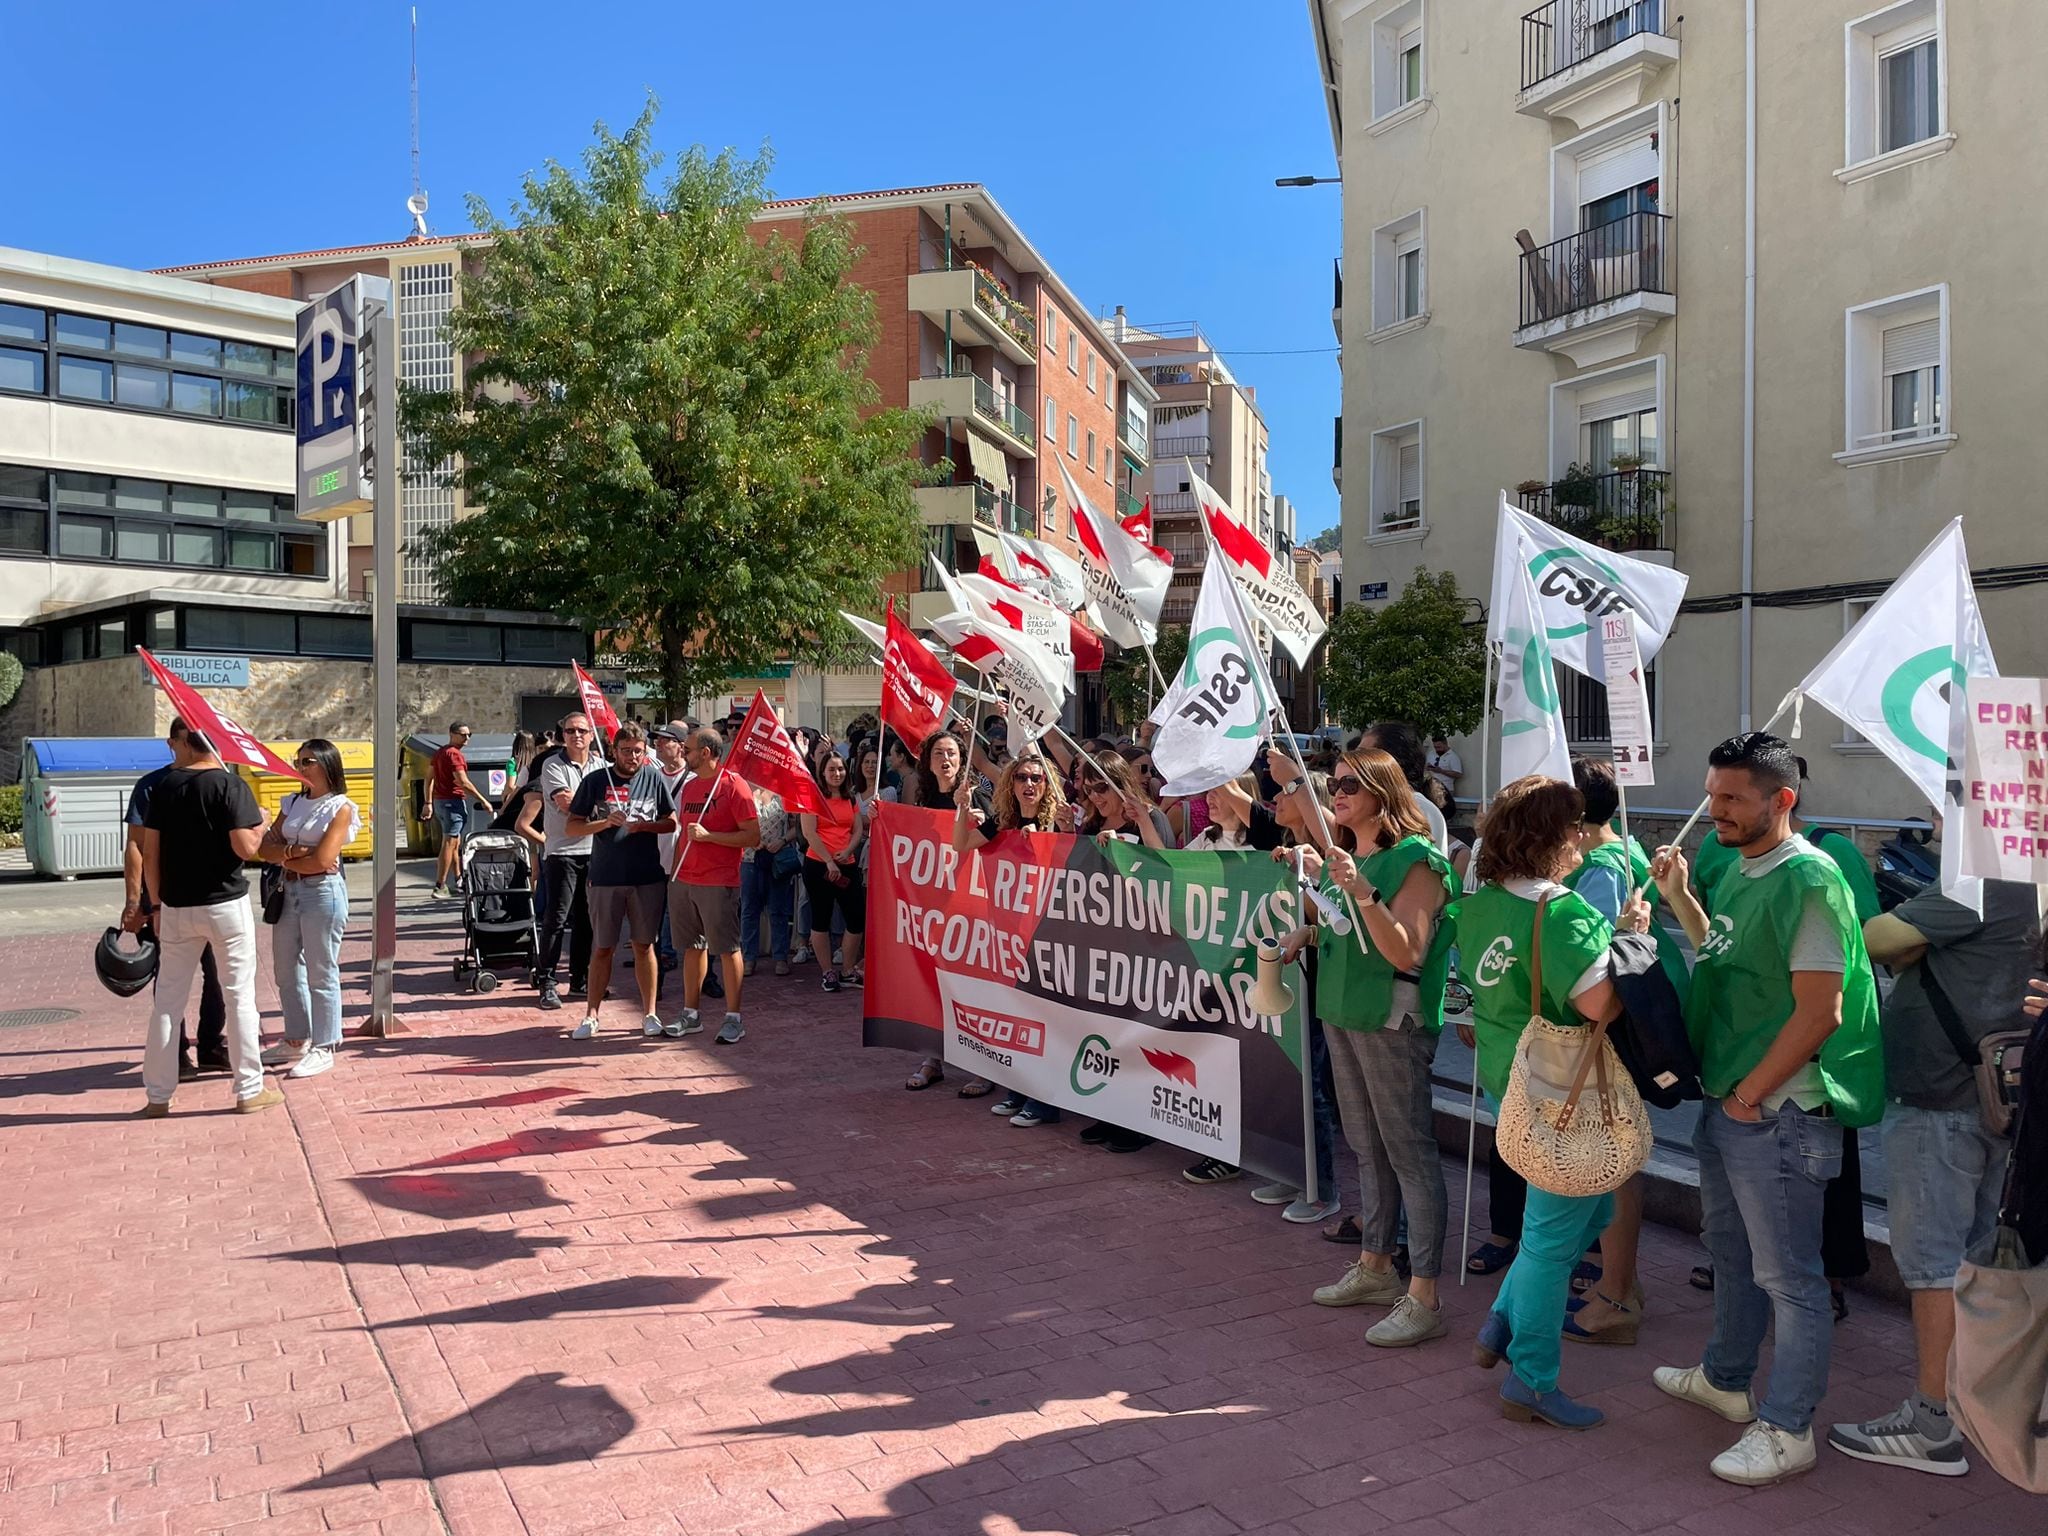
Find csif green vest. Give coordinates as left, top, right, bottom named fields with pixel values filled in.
left=1318, top=834, right=1456, bottom=1034
left=1684, top=838, right=1884, bottom=1127
left=1444, top=884, right=1614, bottom=1100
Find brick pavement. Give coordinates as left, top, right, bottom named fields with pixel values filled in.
left=0, top=898, right=2041, bottom=1536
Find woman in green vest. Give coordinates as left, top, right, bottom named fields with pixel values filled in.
left=1286, top=748, right=1457, bottom=1349
left=1460, top=774, right=1652, bottom=1430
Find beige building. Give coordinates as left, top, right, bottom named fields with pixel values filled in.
left=1309, top=0, right=2048, bottom=822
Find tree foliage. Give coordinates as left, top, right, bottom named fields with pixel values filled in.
left=1320, top=569, right=1484, bottom=737
left=404, top=102, right=931, bottom=707
left=1306, top=525, right=1342, bottom=553
left=1100, top=625, right=1188, bottom=730
left=0, top=651, right=21, bottom=712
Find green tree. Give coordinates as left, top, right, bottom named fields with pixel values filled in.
left=405, top=103, right=931, bottom=708
left=1321, top=569, right=1484, bottom=737
left=1099, top=625, right=1187, bottom=729
left=1307, top=525, right=1341, bottom=553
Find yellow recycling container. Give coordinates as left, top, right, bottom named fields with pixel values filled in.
left=237, top=740, right=376, bottom=861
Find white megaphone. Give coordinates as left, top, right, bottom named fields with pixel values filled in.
left=1248, top=939, right=1296, bottom=1018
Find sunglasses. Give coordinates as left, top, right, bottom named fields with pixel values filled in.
left=1330, top=776, right=1366, bottom=798
left=561, top=726, right=593, bottom=736
left=294, top=757, right=319, bottom=768
left=1013, top=772, right=1046, bottom=785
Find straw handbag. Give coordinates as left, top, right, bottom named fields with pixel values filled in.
left=1495, top=897, right=1652, bottom=1198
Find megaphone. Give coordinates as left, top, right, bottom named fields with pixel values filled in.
left=1248, top=939, right=1296, bottom=1018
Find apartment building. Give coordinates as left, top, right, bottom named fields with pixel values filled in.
left=168, top=185, right=1153, bottom=734
left=1310, top=0, right=2048, bottom=820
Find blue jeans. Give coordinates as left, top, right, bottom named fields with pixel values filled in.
left=272, top=873, right=348, bottom=1048
left=1695, top=1097, right=1842, bottom=1432
left=741, top=852, right=795, bottom=960
left=1493, top=1186, right=1613, bottom=1395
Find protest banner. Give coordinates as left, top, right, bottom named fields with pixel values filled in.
left=138, top=647, right=303, bottom=780
left=862, top=804, right=1310, bottom=1185
left=1958, top=676, right=2048, bottom=883
left=1600, top=610, right=1655, bottom=787
left=1491, top=533, right=1572, bottom=786
left=1059, top=458, right=1173, bottom=649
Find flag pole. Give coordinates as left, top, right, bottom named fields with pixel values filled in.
left=1293, top=846, right=1320, bottom=1211
left=1461, top=1045, right=1481, bottom=1286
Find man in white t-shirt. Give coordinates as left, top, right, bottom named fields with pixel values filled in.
left=1427, top=736, right=1464, bottom=796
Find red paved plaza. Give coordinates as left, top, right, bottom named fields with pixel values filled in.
left=0, top=905, right=2039, bottom=1536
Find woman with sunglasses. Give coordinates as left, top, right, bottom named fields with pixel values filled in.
left=255, top=740, right=361, bottom=1080
left=900, top=728, right=991, bottom=1093
left=1458, top=774, right=1648, bottom=1430
left=1289, top=747, right=1457, bottom=1349
left=1077, top=754, right=1172, bottom=851
left=953, top=755, right=1073, bottom=1127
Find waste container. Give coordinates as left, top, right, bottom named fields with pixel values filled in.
left=402, top=733, right=518, bottom=855
left=20, top=737, right=172, bottom=879
left=237, top=740, right=376, bottom=861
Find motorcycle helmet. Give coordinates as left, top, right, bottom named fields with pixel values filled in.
left=95, top=926, right=159, bottom=998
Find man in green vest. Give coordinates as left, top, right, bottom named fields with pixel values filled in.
left=1649, top=733, right=1883, bottom=1488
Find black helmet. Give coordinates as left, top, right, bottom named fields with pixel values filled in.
left=95, top=926, right=158, bottom=998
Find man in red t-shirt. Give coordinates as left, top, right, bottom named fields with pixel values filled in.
left=665, top=727, right=760, bottom=1043
left=430, top=722, right=486, bottom=898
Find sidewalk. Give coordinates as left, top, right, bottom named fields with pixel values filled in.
left=0, top=899, right=2038, bottom=1536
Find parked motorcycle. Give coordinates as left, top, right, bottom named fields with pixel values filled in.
left=1875, top=820, right=1937, bottom=911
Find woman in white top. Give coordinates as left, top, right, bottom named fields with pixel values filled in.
left=256, top=739, right=362, bottom=1079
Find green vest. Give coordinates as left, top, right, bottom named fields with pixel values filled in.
left=1693, top=832, right=1741, bottom=915
left=1808, top=828, right=1881, bottom=925
left=1570, top=840, right=1691, bottom=1002
left=1446, top=885, right=1614, bottom=1100
left=1318, top=834, right=1456, bottom=1034
left=1683, top=838, right=1884, bottom=1127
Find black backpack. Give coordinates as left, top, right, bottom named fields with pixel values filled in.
left=1606, top=931, right=1702, bottom=1109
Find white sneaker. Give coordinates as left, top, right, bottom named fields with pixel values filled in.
left=1249, top=1182, right=1299, bottom=1206
left=260, top=1042, right=305, bottom=1067
left=1654, top=1364, right=1758, bottom=1424
left=1313, top=1257, right=1406, bottom=1308
left=285, top=1046, right=334, bottom=1079
left=571, top=1017, right=599, bottom=1040
left=1283, top=1195, right=1344, bottom=1225
left=1710, top=1420, right=1817, bottom=1486
left=641, top=1014, right=664, bottom=1037
left=665, top=1010, right=702, bottom=1038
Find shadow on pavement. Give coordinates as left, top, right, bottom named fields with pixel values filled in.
left=347, top=1170, right=567, bottom=1221
left=378, top=1274, right=719, bottom=1331
left=265, top=1229, right=573, bottom=1272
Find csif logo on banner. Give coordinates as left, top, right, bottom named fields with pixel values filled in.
left=1175, top=627, right=1268, bottom=735
left=1070, top=1034, right=1122, bottom=1095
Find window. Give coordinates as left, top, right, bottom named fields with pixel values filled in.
left=58, top=355, right=113, bottom=402
left=410, top=622, right=503, bottom=662
left=1560, top=659, right=1660, bottom=744
left=1369, top=1, right=1425, bottom=124
left=1843, top=1, right=1949, bottom=175
left=1550, top=104, right=1664, bottom=241
left=1369, top=422, right=1424, bottom=536
left=171, top=373, right=223, bottom=417
left=0, top=304, right=44, bottom=343
left=1044, top=309, right=1057, bottom=354
left=1086, top=353, right=1097, bottom=394
left=1066, top=413, right=1079, bottom=458
left=0, top=466, right=48, bottom=555
left=1370, top=211, right=1427, bottom=332
left=504, top=627, right=580, bottom=665
left=1045, top=393, right=1058, bottom=440
left=1840, top=285, right=1950, bottom=464
left=1086, top=430, right=1097, bottom=471
left=115, top=364, right=169, bottom=410
left=5, top=462, right=316, bottom=575
left=300, top=615, right=372, bottom=657
left=399, top=260, right=460, bottom=601
left=9, top=302, right=293, bottom=426
left=185, top=608, right=295, bottom=654
left=1067, top=331, right=1079, bottom=374
left=55, top=314, right=110, bottom=351
left=0, top=347, right=43, bottom=395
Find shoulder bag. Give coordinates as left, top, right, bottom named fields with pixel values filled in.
left=1921, top=966, right=2029, bottom=1138
left=259, top=793, right=293, bottom=925
left=1495, top=896, right=1653, bottom=1197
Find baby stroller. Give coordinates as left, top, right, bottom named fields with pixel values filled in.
left=452, top=830, right=536, bottom=993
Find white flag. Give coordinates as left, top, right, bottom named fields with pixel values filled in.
left=1058, top=458, right=1173, bottom=649
left=957, top=570, right=1080, bottom=690
left=1189, top=461, right=1327, bottom=667
left=1796, top=517, right=1996, bottom=902
left=1492, top=533, right=1574, bottom=785
left=926, top=559, right=1072, bottom=744
left=1150, top=553, right=1282, bottom=798
left=838, top=609, right=887, bottom=652
left=1490, top=493, right=1689, bottom=680
left=994, top=527, right=1091, bottom=614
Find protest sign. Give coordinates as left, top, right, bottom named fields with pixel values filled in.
left=862, top=805, right=1310, bottom=1184
left=1600, top=610, right=1655, bottom=786
left=1958, top=677, right=2048, bottom=883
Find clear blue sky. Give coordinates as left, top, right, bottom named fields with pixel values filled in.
left=2, top=2, right=1342, bottom=537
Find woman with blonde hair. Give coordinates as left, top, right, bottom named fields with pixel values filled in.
left=1075, top=752, right=1172, bottom=850
left=1285, top=747, right=1457, bottom=1348
left=954, top=752, right=1070, bottom=850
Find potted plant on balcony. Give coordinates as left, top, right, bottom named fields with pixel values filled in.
left=1599, top=453, right=1662, bottom=550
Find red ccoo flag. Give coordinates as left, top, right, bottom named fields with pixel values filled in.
left=570, top=661, right=621, bottom=738
left=726, top=689, right=821, bottom=815
left=881, top=598, right=956, bottom=752
left=138, top=648, right=304, bottom=780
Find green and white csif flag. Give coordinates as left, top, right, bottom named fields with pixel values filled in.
left=1491, top=531, right=1574, bottom=785
left=1797, top=517, right=1996, bottom=900
left=1149, top=551, right=1281, bottom=798
left=1491, top=493, right=1688, bottom=680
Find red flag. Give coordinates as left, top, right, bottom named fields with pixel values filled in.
left=138, top=648, right=304, bottom=780
left=882, top=599, right=956, bottom=752
left=727, top=689, right=821, bottom=815
left=571, top=661, right=621, bottom=737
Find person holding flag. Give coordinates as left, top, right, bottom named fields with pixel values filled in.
left=666, top=726, right=761, bottom=1044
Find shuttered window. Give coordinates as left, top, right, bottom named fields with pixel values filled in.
left=1577, top=135, right=1659, bottom=208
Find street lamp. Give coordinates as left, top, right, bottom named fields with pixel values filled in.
left=1274, top=175, right=1342, bottom=187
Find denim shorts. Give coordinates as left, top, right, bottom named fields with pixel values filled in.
left=1882, top=1103, right=2005, bottom=1290
left=434, top=798, right=469, bottom=837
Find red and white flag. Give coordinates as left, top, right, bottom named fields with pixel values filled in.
left=726, top=688, right=821, bottom=815
left=139, top=648, right=304, bottom=780
left=983, top=526, right=1091, bottom=615
left=571, top=661, right=622, bottom=737
left=926, top=562, right=1070, bottom=744
left=1188, top=461, right=1327, bottom=667
left=1121, top=496, right=1154, bottom=548
left=973, top=560, right=1104, bottom=673
left=881, top=598, right=956, bottom=753
left=1057, top=459, right=1173, bottom=649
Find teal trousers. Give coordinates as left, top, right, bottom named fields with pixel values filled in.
left=1491, top=1184, right=1613, bottom=1394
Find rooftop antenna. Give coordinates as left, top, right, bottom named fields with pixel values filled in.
left=406, top=7, right=429, bottom=239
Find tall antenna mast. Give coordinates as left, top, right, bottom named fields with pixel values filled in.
left=406, top=7, right=430, bottom=238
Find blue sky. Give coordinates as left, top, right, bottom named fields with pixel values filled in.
left=2, top=2, right=1342, bottom=536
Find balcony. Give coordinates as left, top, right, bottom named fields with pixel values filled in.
left=1517, top=465, right=1674, bottom=556
left=915, top=482, right=1028, bottom=533
left=1518, top=0, right=1677, bottom=130
left=1161, top=537, right=1206, bottom=569
left=907, top=264, right=1038, bottom=365
left=1513, top=213, right=1674, bottom=368
left=1116, top=490, right=1145, bottom=522
left=1150, top=490, right=1200, bottom=517
left=907, top=372, right=1037, bottom=458
left=1154, top=434, right=1211, bottom=462
left=1117, top=415, right=1148, bottom=464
